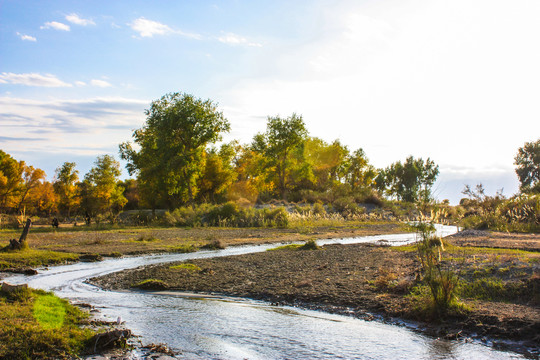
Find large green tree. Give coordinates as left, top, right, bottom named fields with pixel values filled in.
left=81, top=155, right=126, bottom=219
left=120, top=92, right=230, bottom=208
left=346, top=148, right=377, bottom=191
left=252, top=113, right=308, bottom=199
left=514, top=138, right=540, bottom=193
left=379, top=156, right=439, bottom=202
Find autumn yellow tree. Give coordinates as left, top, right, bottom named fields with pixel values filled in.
left=53, top=162, right=80, bottom=217
left=0, top=150, right=24, bottom=212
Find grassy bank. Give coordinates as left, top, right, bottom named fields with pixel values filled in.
left=0, top=221, right=408, bottom=271
left=0, top=249, right=79, bottom=271
left=0, top=287, right=95, bottom=359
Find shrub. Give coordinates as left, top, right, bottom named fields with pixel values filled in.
left=413, top=221, right=461, bottom=316
left=312, top=202, right=326, bottom=215
left=200, top=239, right=226, bottom=250
left=299, top=239, right=320, bottom=250
left=168, top=244, right=198, bottom=253
left=170, top=263, right=202, bottom=272
left=132, top=279, right=169, bottom=290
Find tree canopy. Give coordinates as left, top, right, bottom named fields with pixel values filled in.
left=120, top=92, right=230, bottom=208
left=514, top=138, right=540, bottom=193
left=252, top=113, right=308, bottom=199
left=377, top=156, right=439, bottom=203
left=81, top=155, right=126, bottom=218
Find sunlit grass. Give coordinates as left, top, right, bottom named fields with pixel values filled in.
left=33, top=293, right=66, bottom=329
left=0, top=288, right=94, bottom=359
left=0, top=249, right=79, bottom=269
left=170, top=263, right=201, bottom=271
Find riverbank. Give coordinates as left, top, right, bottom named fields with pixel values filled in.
left=0, top=221, right=407, bottom=272
left=0, top=222, right=407, bottom=359
left=90, top=231, right=540, bottom=356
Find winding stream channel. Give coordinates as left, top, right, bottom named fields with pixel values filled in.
left=4, top=225, right=528, bottom=359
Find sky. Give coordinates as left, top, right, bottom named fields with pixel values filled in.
left=1, top=0, right=539, bottom=204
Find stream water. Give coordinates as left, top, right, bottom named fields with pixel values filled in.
left=3, top=225, right=528, bottom=359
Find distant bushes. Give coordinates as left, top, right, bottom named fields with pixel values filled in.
left=460, top=193, right=540, bottom=233
left=162, top=202, right=289, bottom=228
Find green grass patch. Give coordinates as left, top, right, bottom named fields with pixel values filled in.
left=168, top=244, right=198, bottom=253
left=268, top=244, right=303, bottom=251
left=0, top=249, right=79, bottom=270
left=170, top=263, right=202, bottom=271
left=0, top=288, right=94, bottom=359
left=458, top=278, right=535, bottom=302
left=392, top=244, right=538, bottom=258
left=33, top=293, right=66, bottom=330
left=132, top=279, right=169, bottom=290
left=268, top=239, right=321, bottom=251
left=407, top=284, right=471, bottom=319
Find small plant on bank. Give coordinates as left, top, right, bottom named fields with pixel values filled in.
left=170, top=263, right=202, bottom=272
left=168, top=244, right=198, bottom=253
left=299, top=239, right=320, bottom=250
left=413, top=221, right=462, bottom=317
left=200, top=239, right=226, bottom=250
left=132, top=279, right=169, bottom=290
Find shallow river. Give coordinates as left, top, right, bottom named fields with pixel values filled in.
left=4, top=225, right=528, bottom=359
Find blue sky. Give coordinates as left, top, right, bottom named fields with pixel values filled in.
left=1, top=0, right=539, bottom=204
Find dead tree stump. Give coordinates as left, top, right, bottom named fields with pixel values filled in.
left=5, top=218, right=31, bottom=250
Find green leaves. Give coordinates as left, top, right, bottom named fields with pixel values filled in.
left=119, top=92, right=231, bottom=208
left=514, top=139, right=540, bottom=193
left=379, top=156, right=439, bottom=203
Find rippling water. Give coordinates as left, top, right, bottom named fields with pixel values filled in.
left=3, top=225, right=527, bottom=359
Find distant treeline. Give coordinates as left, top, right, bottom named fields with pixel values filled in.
left=0, top=92, right=538, bottom=222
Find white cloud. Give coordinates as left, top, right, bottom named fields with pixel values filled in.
left=40, top=21, right=70, bottom=31
left=0, top=96, right=150, bottom=179
left=0, top=73, right=72, bottom=87
left=218, top=32, right=262, bottom=47
left=128, top=17, right=201, bottom=39
left=65, top=13, right=95, bottom=26
left=75, top=81, right=86, bottom=87
left=16, top=32, right=37, bottom=42
left=90, top=79, right=113, bottom=88
left=129, top=17, right=173, bottom=38
left=0, top=96, right=147, bottom=153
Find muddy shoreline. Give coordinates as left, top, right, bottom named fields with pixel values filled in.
left=90, top=231, right=540, bottom=357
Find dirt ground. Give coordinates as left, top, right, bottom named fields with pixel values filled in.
left=91, top=230, right=540, bottom=355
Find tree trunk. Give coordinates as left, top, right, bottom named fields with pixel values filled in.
left=5, top=218, right=31, bottom=250
left=18, top=218, right=31, bottom=244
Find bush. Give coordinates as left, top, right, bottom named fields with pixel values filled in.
left=413, top=222, right=461, bottom=316
left=332, top=197, right=365, bottom=217
left=200, top=239, right=226, bottom=250
left=170, top=263, right=202, bottom=272
left=312, top=202, right=326, bottom=215
left=132, top=279, right=169, bottom=290
left=460, top=193, right=540, bottom=232
left=299, top=239, right=320, bottom=250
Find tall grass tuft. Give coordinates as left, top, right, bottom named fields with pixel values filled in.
left=413, top=220, right=461, bottom=317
